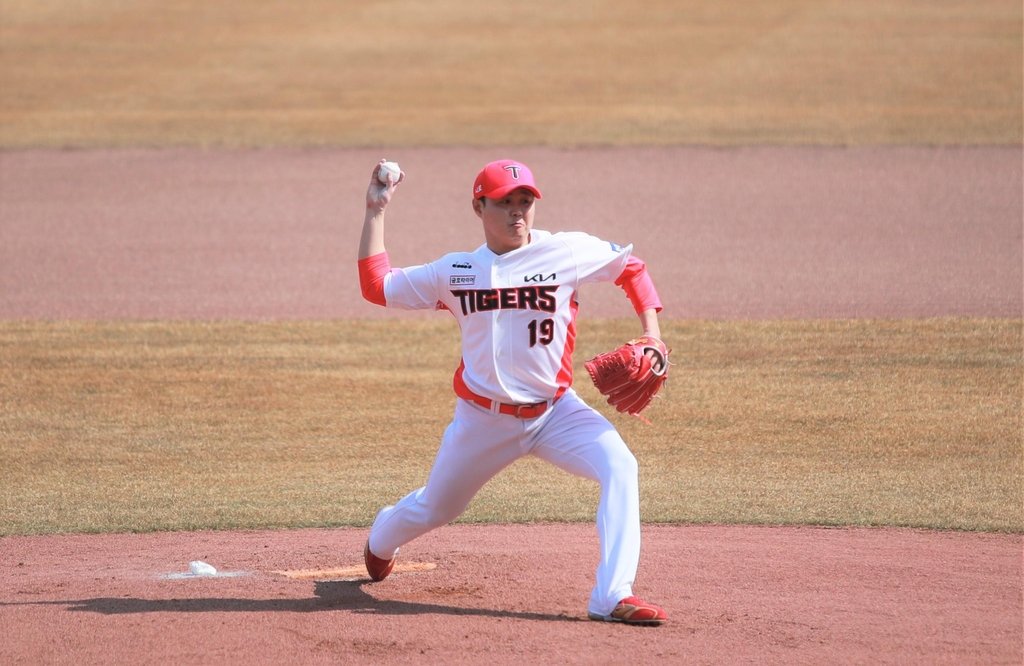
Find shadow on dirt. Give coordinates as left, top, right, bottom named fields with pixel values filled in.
left=2, top=580, right=582, bottom=622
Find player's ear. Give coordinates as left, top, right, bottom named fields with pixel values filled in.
left=472, top=197, right=485, bottom=218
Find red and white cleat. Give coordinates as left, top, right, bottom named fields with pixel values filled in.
left=588, top=596, right=668, bottom=626
left=364, top=539, right=397, bottom=582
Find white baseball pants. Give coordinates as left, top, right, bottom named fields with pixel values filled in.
left=367, top=389, right=641, bottom=616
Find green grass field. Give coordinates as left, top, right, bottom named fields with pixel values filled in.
left=2, top=318, right=1019, bottom=535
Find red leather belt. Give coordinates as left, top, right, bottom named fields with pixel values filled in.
left=456, top=386, right=563, bottom=419
left=453, top=367, right=566, bottom=419
left=498, top=400, right=550, bottom=419
left=461, top=393, right=551, bottom=419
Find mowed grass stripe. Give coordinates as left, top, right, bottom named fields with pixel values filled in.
left=0, top=318, right=1019, bottom=535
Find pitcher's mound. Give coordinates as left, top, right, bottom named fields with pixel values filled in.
left=272, top=561, right=437, bottom=581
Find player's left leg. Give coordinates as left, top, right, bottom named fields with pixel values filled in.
left=527, top=390, right=642, bottom=618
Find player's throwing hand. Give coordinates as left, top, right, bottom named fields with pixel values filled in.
left=366, top=158, right=404, bottom=213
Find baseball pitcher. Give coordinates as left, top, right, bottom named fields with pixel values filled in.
left=357, top=159, right=669, bottom=625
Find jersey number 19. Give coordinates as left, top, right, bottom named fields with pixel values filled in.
left=528, top=318, right=555, bottom=347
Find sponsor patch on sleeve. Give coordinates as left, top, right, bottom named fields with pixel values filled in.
left=450, top=275, right=476, bottom=286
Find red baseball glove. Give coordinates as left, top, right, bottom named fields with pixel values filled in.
left=584, top=336, right=670, bottom=422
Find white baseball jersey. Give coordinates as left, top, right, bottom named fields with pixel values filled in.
left=382, top=230, right=632, bottom=404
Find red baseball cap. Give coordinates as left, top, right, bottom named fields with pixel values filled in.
left=473, top=160, right=542, bottom=200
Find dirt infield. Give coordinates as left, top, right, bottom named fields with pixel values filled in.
left=2, top=525, right=1020, bottom=665
left=1, top=146, right=1020, bottom=320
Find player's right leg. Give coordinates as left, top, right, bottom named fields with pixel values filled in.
left=366, top=399, right=526, bottom=563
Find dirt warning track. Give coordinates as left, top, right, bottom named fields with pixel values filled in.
left=1, top=146, right=1019, bottom=320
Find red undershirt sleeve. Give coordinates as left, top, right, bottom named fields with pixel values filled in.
left=614, top=255, right=663, bottom=314
left=357, top=251, right=391, bottom=307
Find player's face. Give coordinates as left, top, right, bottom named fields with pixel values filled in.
left=474, top=188, right=536, bottom=255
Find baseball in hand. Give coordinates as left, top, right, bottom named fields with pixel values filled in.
left=378, top=161, right=401, bottom=184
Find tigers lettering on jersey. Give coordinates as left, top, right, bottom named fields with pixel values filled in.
left=450, top=286, right=557, bottom=315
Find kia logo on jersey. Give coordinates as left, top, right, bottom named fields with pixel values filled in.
left=524, top=273, right=556, bottom=283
